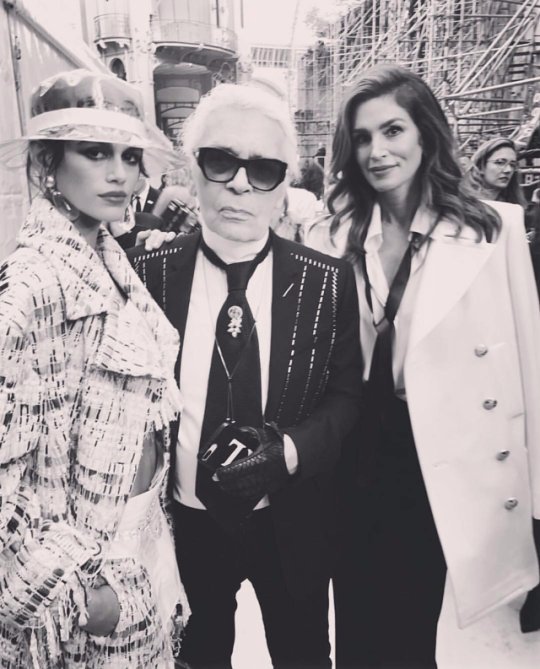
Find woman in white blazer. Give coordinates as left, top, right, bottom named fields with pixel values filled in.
left=306, top=64, right=540, bottom=668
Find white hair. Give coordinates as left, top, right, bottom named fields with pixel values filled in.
left=181, top=83, right=299, bottom=179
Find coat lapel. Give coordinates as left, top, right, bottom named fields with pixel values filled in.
left=408, top=221, right=495, bottom=350
left=265, top=234, right=303, bottom=419
left=163, top=233, right=200, bottom=379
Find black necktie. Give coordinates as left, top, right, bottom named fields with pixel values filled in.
left=196, top=236, right=271, bottom=529
left=134, top=195, right=142, bottom=213
left=360, top=235, right=418, bottom=405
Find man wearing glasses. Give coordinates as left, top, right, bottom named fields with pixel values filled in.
left=130, top=84, right=362, bottom=669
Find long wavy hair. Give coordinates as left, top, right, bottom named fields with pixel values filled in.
left=327, top=64, right=501, bottom=266
left=465, top=137, right=527, bottom=207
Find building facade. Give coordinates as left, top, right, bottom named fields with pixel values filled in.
left=86, top=0, right=240, bottom=145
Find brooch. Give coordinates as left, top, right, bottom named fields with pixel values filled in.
left=227, top=305, right=243, bottom=337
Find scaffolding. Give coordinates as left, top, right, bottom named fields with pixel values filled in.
left=295, top=0, right=540, bottom=160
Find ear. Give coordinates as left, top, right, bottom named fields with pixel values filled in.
left=28, top=142, right=55, bottom=190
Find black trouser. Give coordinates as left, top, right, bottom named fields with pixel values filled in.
left=172, top=502, right=332, bottom=669
left=334, top=396, right=447, bottom=669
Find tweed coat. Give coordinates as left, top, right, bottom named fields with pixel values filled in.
left=0, top=198, right=185, bottom=667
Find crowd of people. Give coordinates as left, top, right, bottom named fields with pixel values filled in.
left=0, top=63, right=539, bottom=669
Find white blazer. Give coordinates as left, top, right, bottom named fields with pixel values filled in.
left=307, top=201, right=540, bottom=627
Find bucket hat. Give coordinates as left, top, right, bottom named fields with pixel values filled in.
left=0, top=69, right=180, bottom=176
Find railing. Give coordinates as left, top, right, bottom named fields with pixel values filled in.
left=151, top=18, right=237, bottom=54
left=94, top=13, right=131, bottom=41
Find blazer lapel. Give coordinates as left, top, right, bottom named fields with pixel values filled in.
left=144, top=186, right=160, bottom=212
left=409, top=221, right=495, bottom=350
left=266, top=234, right=303, bottom=419
left=165, top=234, right=200, bottom=374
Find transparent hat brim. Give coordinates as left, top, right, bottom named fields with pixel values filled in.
left=0, top=124, right=181, bottom=177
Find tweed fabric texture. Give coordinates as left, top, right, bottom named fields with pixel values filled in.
left=0, top=197, right=186, bottom=667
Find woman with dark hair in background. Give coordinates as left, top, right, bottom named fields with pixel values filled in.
left=464, top=137, right=527, bottom=207
left=307, top=63, right=540, bottom=668
left=0, top=69, right=189, bottom=668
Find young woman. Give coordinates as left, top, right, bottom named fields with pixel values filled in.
left=307, top=64, right=540, bottom=668
left=0, top=70, right=189, bottom=668
left=464, top=136, right=527, bottom=206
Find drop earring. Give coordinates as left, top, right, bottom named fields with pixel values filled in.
left=44, top=175, right=80, bottom=222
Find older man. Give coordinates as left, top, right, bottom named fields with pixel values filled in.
left=130, top=84, right=362, bottom=669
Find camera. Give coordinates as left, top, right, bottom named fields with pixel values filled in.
left=160, top=199, right=199, bottom=235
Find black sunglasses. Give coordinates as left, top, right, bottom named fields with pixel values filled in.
left=195, top=147, right=287, bottom=192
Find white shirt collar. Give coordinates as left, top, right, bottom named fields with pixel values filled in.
left=202, top=226, right=270, bottom=264
left=365, top=202, right=437, bottom=253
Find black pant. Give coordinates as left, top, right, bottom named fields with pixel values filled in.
left=172, top=502, right=331, bottom=669
left=334, top=397, right=447, bottom=669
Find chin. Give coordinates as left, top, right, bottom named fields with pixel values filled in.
left=216, top=221, right=266, bottom=243
left=371, top=180, right=400, bottom=194
left=98, top=206, right=128, bottom=224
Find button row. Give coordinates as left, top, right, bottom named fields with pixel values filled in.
left=474, top=345, right=516, bottom=513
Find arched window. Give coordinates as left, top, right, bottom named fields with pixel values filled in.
left=110, top=58, right=127, bottom=81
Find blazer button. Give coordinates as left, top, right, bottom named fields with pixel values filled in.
left=496, top=450, right=510, bottom=461
left=475, top=345, right=488, bottom=357
left=483, top=398, right=498, bottom=410
left=504, top=498, right=519, bottom=510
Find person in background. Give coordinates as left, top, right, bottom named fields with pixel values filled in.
left=129, top=82, right=362, bottom=669
left=464, top=137, right=527, bottom=207
left=273, top=186, right=320, bottom=243
left=132, top=174, right=161, bottom=213
left=314, top=144, right=326, bottom=169
left=273, top=159, right=326, bottom=243
left=0, top=69, right=189, bottom=668
left=527, top=187, right=540, bottom=297
left=160, top=172, right=172, bottom=191
left=306, top=63, right=540, bottom=669
left=294, top=157, right=326, bottom=202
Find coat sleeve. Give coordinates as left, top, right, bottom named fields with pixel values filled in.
left=0, top=253, right=100, bottom=631
left=285, top=260, right=363, bottom=479
left=503, top=205, right=540, bottom=520
left=502, top=205, right=540, bottom=631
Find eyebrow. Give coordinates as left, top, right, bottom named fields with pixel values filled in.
left=72, top=141, right=141, bottom=156
left=352, top=117, right=406, bottom=133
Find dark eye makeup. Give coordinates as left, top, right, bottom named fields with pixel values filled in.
left=75, top=142, right=142, bottom=165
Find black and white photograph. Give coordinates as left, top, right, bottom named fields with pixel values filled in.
left=0, top=1, right=540, bottom=668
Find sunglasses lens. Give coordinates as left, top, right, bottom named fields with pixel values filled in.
left=199, top=148, right=237, bottom=182
left=197, top=148, right=287, bottom=191
left=248, top=159, right=287, bottom=191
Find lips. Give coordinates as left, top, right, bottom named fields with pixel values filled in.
left=369, top=165, right=397, bottom=176
left=220, top=206, right=252, bottom=220
left=99, top=191, right=128, bottom=204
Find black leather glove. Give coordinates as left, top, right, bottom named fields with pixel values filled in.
left=215, top=423, right=290, bottom=499
left=520, top=518, right=540, bottom=633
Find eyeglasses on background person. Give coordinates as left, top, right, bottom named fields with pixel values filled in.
left=487, top=158, right=518, bottom=171
left=465, top=137, right=527, bottom=207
